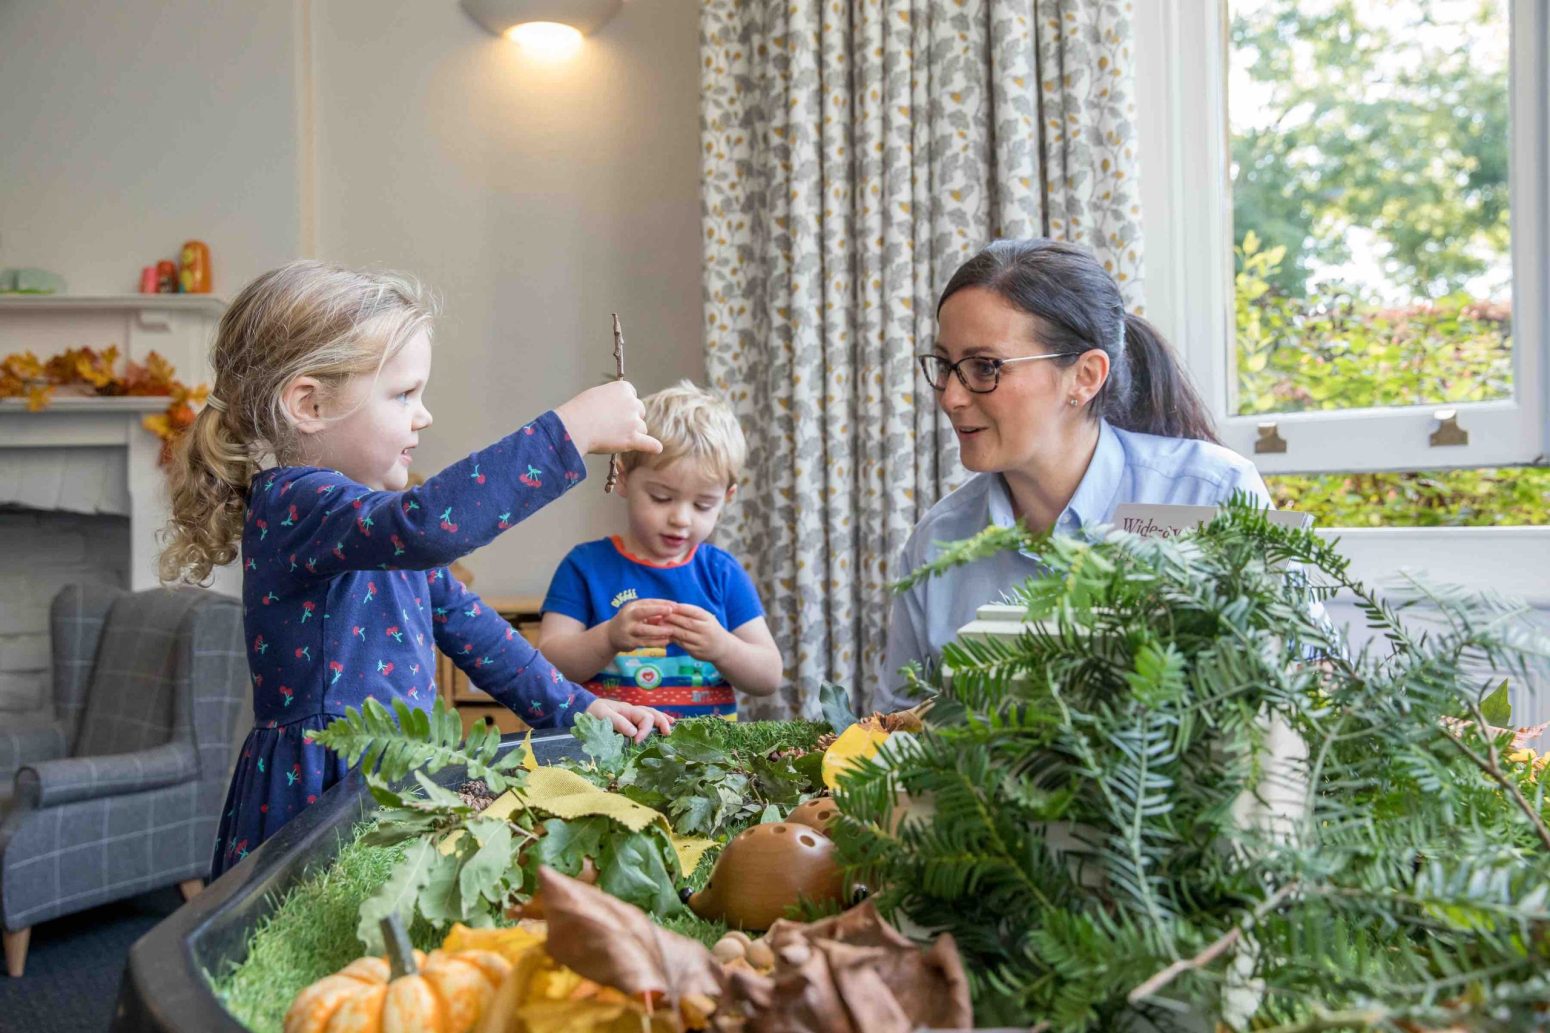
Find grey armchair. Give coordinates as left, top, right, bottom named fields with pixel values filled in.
left=0, top=584, right=246, bottom=977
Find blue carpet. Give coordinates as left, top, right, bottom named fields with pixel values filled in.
left=0, top=888, right=184, bottom=1033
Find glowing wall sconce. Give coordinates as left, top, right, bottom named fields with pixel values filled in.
left=460, top=0, right=622, bottom=57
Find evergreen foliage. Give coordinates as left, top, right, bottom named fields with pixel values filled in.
left=830, top=496, right=1550, bottom=1031
left=308, top=696, right=527, bottom=792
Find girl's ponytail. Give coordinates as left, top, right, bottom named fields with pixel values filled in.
left=158, top=399, right=258, bottom=585
left=1115, top=312, right=1219, bottom=444
left=938, top=238, right=1220, bottom=444
left=155, top=260, right=434, bottom=586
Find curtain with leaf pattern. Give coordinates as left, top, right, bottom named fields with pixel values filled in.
left=700, top=0, right=1145, bottom=718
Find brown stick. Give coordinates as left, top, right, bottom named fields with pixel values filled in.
left=1127, top=880, right=1301, bottom=1005
left=1447, top=700, right=1550, bottom=852
left=604, top=313, right=626, bottom=493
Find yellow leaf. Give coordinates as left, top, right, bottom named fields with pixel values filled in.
left=520, top=767, right=671, bottom=836
left=520, top=730, right=539, bottom=772
left=669, top=835, right=716, bottom=876
left=442, top=921, right=546, bottom=964
left=821, top=723, right=892, bottom=789
left=515, top=998, right=655, bottom=1033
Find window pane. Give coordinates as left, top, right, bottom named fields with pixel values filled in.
left=1229, top=0, right=1512, bottom=416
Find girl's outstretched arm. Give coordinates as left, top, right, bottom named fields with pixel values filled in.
left=258, top=411, right=583, bottom=578
left=429, top=570, right=597, bottom=728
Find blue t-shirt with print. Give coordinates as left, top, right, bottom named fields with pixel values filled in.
left=542, top=537, right=763, bottom=718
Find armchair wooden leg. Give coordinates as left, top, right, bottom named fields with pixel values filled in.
left=3, top=927, right=28, bottom=978
left=177, top=879, right=204, bottom=903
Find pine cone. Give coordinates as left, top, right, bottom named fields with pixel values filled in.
left=456, top=778, right=497, bottom=812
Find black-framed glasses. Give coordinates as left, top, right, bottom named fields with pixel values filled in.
left=916, top=352, right=1076, bottom=394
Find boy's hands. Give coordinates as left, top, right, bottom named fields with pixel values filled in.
left=585, top=697, right=672, bottom=743
left=607, top=599, right=675, bottom=652
left=661, top=603, right=733, bottom=665
left=554, top=381, right=662, bottom=457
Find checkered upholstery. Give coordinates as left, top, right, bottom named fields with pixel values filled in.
left=0, top=587, right=114, bottom=812
left=0, top=585, right=247, bottom=931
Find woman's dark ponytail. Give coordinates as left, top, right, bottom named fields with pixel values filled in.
left=1117, top=312, right=1219, bottom=444
left=937, top=238, right=1220, bottom=443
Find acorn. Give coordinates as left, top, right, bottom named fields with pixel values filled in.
left=711, top=936, right=747, bottom=964
left=744, top=939, right=775, bottom=971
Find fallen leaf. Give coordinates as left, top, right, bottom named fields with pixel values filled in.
left=538, top=868, right=724, bottom=1004
left=821, top=724, right=892, bottom=789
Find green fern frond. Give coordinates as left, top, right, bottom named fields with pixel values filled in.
left=307, top=696, right=527, bottom=792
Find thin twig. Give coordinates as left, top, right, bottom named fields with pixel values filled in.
left=1127, top=881, right=1301, bottom=1004
left=1445, top=699, right=1550, bottom=852
left=604, top=313, right=626, bottom=493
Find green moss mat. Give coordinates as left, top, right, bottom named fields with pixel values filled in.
left=208, top=719, right=826, bottom=1032
left=209, top=829, right=412, bottom=1032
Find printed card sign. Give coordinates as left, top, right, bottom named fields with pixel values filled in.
left=1112, top=503, right=1313, bottom=539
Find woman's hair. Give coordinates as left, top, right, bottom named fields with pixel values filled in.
left=158, top=260, right=434, bottom=585
left=936, top=238, right=1219, bottom=443
left=620, top=379, right=747, bottom=488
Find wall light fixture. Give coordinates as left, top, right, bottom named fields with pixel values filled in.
left=459, top=0, right=622, bottom=58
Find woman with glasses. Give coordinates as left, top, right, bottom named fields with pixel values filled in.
left=880, top=238, right=1271, bottom=707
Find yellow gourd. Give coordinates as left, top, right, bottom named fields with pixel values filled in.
left=283, top=917, right=511, bottom=1033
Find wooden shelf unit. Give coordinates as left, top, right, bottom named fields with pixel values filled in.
left=437, top=594, right=546, bottom=736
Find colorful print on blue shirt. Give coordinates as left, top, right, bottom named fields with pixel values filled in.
left=542, top=536, right=763, bottom=719
left=212, top=410, right=597, bottom=876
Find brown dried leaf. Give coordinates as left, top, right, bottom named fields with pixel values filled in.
left=729, top=902, right=972, bottom=1032
left=536, top=867, right=724, bottom=1004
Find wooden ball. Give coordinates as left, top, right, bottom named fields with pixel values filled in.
left=687, top=823, right=845, bottom=931
left=785, top=797, right=841, bottom=836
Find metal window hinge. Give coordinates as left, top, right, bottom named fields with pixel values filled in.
left=1429, top=408, right=1469, bottom=447
left=1254, top=421, right=1287, bottom=454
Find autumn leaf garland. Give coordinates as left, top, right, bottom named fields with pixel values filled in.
left=0, top=344, right=208, bottom=463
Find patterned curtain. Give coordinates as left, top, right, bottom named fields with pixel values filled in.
left=701, top=0, right=1145, bottom=718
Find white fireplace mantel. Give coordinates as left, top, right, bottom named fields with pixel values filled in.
left=0, top=296, right=227, bottom=592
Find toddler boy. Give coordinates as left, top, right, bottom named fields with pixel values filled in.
left=539, top=381, right=782, bottom=719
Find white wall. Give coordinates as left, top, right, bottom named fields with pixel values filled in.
left=310, top=0, right=705, bottom=597
left=0, top=0, right=303, bottom=294
left=1, top=0, right=705, bottom=599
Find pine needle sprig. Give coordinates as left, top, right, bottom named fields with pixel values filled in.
left=831, top=502, right=1550, bottom=1029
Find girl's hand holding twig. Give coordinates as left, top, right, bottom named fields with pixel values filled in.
left=554, top=381, right=661, bottom=458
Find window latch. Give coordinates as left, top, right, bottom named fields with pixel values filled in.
left=1254, top=421, right=1287, bottom=454
left=1429, top=408, right=1469, bottom=447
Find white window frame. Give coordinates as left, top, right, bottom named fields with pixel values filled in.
left=1135, top=0, right=1549, bottom=476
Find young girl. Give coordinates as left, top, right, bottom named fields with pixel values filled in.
left=159, top=260, right=672, bottom=876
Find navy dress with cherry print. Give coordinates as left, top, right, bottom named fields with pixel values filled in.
left=211, top=410, right=597, bottom=876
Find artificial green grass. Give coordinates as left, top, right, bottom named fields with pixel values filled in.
left=207, top=719, right=828, bottom=1030
left=208, top=827, right=427, bottom=1033
left=681, top=715, right=829, bottom=756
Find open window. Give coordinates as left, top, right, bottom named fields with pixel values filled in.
left=1137, top=0, right=1547, bottom=482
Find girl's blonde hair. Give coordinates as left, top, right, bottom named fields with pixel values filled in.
left=158, top=260, right=434, bottom=585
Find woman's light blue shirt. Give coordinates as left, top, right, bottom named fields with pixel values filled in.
left=879, top=420, right=1270, bottom=708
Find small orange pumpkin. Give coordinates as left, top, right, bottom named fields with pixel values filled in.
left=283, top=916, right=511, bottom=1033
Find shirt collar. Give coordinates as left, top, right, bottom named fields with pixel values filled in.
left=1062, top=419, right=1124, bottom=530
left=987, top=420, right=1124, bottom=536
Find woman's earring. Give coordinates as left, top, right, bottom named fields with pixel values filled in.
left=1068, top=396, right=1081, bottom=407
